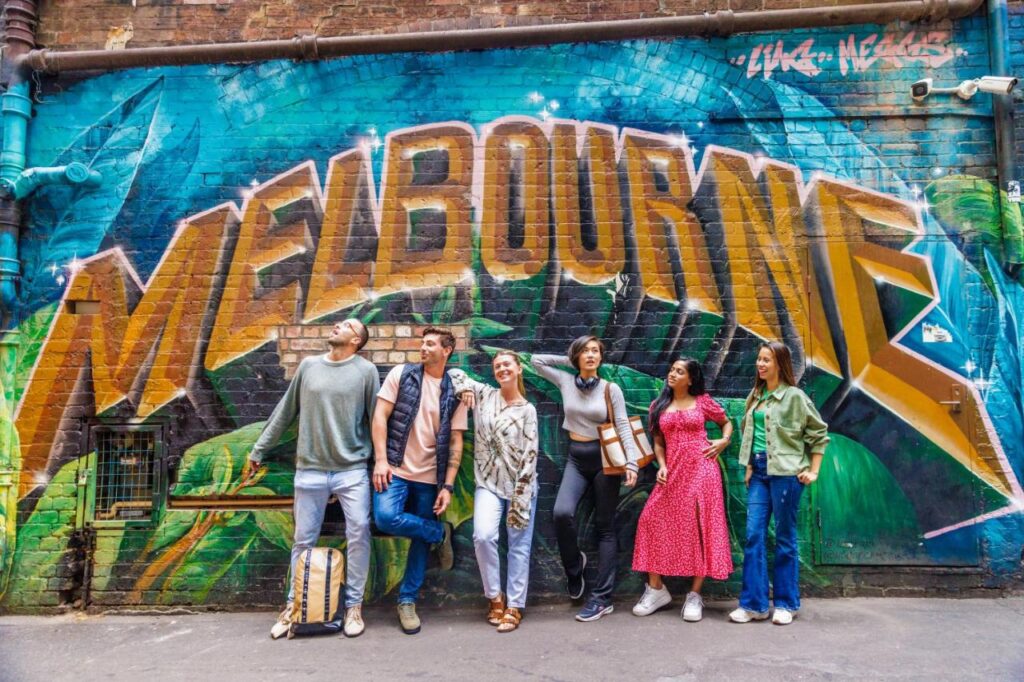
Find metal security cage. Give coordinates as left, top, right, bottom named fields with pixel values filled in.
left=84, top=424, right=166, bottom=526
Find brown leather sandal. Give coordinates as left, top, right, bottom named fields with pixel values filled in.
left=487, top=594, right=506, bottom=626
left=496, top=607, right=522, bottom=633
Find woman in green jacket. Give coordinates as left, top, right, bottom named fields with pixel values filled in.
left=729, top=341, right=829, bottom=626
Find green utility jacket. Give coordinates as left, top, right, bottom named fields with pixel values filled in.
left=738, top=383, right=830, bottom=476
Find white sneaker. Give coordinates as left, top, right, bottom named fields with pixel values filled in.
left=632, top=584, right=672, bottom=616
left=772, top=608, right=795, bottom=625
left=681, top=591, right=703, bottom=622
left=729, top=607, right=769, bottom=623
left=344, top=604, right=365, bottom=637
left=270, top=604, right=293, bottom=639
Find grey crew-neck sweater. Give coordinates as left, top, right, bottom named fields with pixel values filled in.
left=530, top=354, right=641, bottom=465
left=250, top=354, right=380, bottom=471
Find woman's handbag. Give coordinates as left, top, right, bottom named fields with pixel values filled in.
left=598, top=383, right=655, bottom=475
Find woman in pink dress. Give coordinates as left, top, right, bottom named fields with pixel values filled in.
left=632, top=357, right=734, bottom=622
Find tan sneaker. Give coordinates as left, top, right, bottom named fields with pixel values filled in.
left=344, top=604, right=365, bottom=637
left=270, top=604, right=292, bottom=640
left=397, top=602, right=421, bottom=635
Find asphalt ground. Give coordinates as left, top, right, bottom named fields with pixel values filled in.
left=1, top=597, right=1022, bottom=681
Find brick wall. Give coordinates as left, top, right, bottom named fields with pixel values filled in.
left=2, top=4, right=1024, bottom=613
left=277, top=323, right=471, bottom=377
left=37, top=0, right=880, bottom=50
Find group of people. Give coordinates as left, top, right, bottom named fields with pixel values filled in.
left=246, top=319, right=830, bottom=639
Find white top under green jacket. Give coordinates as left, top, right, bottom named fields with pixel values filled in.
left=449, top=369, right=539, bottom=529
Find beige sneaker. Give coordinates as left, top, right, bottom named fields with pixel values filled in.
left=344, top=604, right=365, bottom=637
left=772, top=608, right=795, bottom=625
left=729, top=607, right=769, bottom=623
left=270, top=604, right=293, bottom=640
left=397, top=602, right=421, bottom=635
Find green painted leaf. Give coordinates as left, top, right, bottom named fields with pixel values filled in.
left=366, top=535, right=410, bottom=600
left=815, top=434, right=922, bottom=557
left=172, top=422, right=296, bottom=496
left=1, top=303, right=58, bottom=407
left=463, top=317, right=513, bottom=339
left=0, top=455, right=80, bottom=607
left=432, top=286, right=456, bottom=324
left=441, top=434, right=475, bottom=530
left=252, top=510, right=294, bottom=553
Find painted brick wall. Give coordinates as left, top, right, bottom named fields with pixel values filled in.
left=2, top=6, right=1024, bottom=613
left=38, top=0, right=885, bottom=50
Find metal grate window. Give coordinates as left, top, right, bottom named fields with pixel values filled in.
left=93, top=428, right=158, bottom=522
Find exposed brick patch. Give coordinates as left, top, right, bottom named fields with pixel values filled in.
left=276, top=323, right=471, bottom=377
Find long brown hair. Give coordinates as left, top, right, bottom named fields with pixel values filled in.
left=746, top=341, right=798, bottom=412
left=493, top=350, right=527, bottom=397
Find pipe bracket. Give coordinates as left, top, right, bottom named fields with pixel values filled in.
left=704, top=10, right=736, bottom=38
left=922, top=0, right=952, bottom=22
left=296, top=35, right=320, bottom=62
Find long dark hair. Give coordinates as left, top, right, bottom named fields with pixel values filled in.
left=745, top=341, right=798, bottom=413
left=649, top=357, right=706, bottom=441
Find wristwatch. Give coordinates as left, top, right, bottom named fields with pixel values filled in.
left=442, top=483, right=454, bottom=493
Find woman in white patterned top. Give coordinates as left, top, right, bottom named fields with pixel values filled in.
left=449, top=351, right=538, bottom=634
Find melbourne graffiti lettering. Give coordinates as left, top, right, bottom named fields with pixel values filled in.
left=15, top=117, right=1018, bottom=517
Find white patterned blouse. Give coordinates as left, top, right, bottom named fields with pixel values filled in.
left=448, top=369, right=539, bottom=529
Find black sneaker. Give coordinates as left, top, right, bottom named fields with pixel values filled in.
left=575, top=599, right=614, bottom=622
left=434, top=521, right=455, bottom=571
left=566, top=552, right=587, bottom=600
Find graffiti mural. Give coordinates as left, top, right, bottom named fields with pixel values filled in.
left=729, top=29, right=968, bottom=79
left=2, top=15, right=1024, bottom=609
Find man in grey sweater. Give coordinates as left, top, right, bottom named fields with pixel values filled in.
left=245, top=318, right=379, bottom=639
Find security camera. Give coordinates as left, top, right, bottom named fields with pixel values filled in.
left=977, top=76, right=1018, bottom=95
left=911, top=78, right=932, bottom=101
left=912, top=75, right=1019, bottom=101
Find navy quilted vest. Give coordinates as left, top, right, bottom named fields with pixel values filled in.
left=385, top=363, right=458, bottom=489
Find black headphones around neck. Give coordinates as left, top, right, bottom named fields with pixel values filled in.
left=575, top=375, right=601, bottom=392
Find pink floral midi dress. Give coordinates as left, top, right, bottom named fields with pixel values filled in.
left=632, top=393, right=734, bottom=579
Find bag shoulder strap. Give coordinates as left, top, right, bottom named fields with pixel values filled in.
left=603, top=382, right=613, bottom=423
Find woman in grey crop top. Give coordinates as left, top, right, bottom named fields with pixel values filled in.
left=530, top=335, right=639, bottom=622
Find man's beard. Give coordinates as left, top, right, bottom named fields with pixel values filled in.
left=327, top=338, right=344, bottom=349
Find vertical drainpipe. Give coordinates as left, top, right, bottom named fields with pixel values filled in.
left=988, top=0, right=1022, bottom=273
left=0, top=82, right=31, bottom=329
left=0, top=0, right=38, bottom=597
left=0, top=0, right=39, bottom=334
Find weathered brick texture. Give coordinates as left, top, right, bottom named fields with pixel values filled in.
left=38, top=0, right=888, bottom=50
left=277, top=323, right=471, bottom=376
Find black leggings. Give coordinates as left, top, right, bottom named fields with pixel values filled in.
left=552, top=440, right=622, bottom=604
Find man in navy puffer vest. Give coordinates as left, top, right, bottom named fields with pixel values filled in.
left=372, top=327, right=468, bottom=635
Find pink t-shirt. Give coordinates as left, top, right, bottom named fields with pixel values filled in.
left=378, top=364, right=469, bottom=484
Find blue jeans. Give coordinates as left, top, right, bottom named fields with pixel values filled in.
left=740, top=452, right=805, bottom=613
left=287, top=467, right=371, bottom=608
left=373, top=475, right=444, bottom=604
left=473, top=487, right=538, bottom=609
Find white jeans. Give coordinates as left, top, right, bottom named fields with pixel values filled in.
left=288, top=467, right=371, bottom=608
left=473, top=486, right=538, bottom=609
